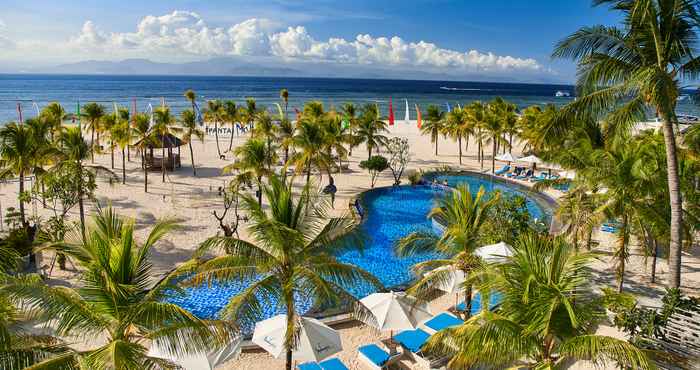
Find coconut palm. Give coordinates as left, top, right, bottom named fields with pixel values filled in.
left=40, top=102, right=67, bottom=140
left=81, top=102, right=105, bottom=163
left=101, top=114, right=118, bottom=169
left=252, top=111, right=277, bottom=166
left=444, top=107, right=473, bottom=165
left=425, top=233, right=653, bottom=369
left=191, top=175, right=381, bottom=370
left=151, top=106, right=181, bottom=183
left=321, top=114, right=349, bottom=179
left=203, top=100, right=224, bottom=157
left=291, top=120, right=332, bottom=184
left=465, top=101, right=488, bottom=168
left=180, top=109, right=204, bottom=176
left=551, top=0, right=700, bottom=288
left=355, top=104, right=388, bottom=160
left=421, top=104, right=446, bottom=156
left=52, top=127, right=114, bottom=235
left=280, top=88, right=289, bottom=119
left=0, top=123, right=38, bottom=225
left=132, top=113, right=154, bottom=192
left=110, top=120, right=131, bottom=184
left=225, top=138, right=276, bottom=205
left=3, top=206, right=235, bottom=369
left=223, top=100, right=239, bottom=152
left=277, top=117, right=295, bottom=166
left=341, top=103, right=359, bottom=156
left=244, top=98, right=258, bottom=131
left=483, top=99, right=507, bottom=173
left=396, top=185, right=499, bottom=318
left=184, top=89, right=197, bottom=117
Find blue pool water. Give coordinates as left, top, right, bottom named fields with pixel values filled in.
left=167, top=173, right=550, bottom=324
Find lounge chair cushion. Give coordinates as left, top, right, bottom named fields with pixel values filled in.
left=424, top=313, right=463, bottom=332
left=319, top=358, right=349, bottom=370
left=358, top=344, right=390, bottom=366
left=298, top=362, right=323, bottom=370
left=394, top=329, right=431, bottom=353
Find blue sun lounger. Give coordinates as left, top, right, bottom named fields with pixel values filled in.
left=494, top=165, right=510, bottom=176
left=423, top=312, right=463, bottom=334
left=298, top=358, right=350, bottom=370
left=516, top=169, right=533, bottom=180
left=394, top=329, right=449, bottom=369
left=455, top=291, right=503, bottom=314
left=357, top=344, right=400, bottom=369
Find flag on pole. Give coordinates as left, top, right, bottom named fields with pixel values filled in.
left=446, top=102, right=451, bottom=113
left=388, top=98, right=395, bottom=126
left=404, top=99, right=410, bottom=123
left=415, top=104, right=422, bottom=129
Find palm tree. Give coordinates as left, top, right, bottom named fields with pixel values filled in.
left=445, top=107, right=474, bottom=165
left=341, top=103, right=359, bottom=156
left=0, top=123, right=36, bottom=225
left=81, top=102, right=105, bottom=163
left=425, top=233, right=653, bottom=369
left=421, top=104, right=445, bottom=156
left=101, top=114, right=118, bottom=169
left=110, top=120, right=131, bottom=184
left=483, top=100, right=506, bottom=173
left=152, top=106, right=180, bottom=183
left=191, top=175, right=381, bottom=370
left=40, top=102, right=67, bottom=140
left=277, top=117, right=295, bottom=166
left=180, top=109, right=204, bottom=176
left=225, top=138, right=275, bottom=205
left=465, top=101, right=488, bottom=168
left=280, top=88, right=289, bottom=119
left=355, top=104, right=388, bottom=160
left=223, top=100, right=239, bottom=152
left=203, top=100, right=224, bottom=157
left=555, top=188, right=600, bottom=251
left=291, top=120, right=332, bottom=183
left=3, top=206, right=235, bottom=369
left=132, top=113, right=154, bottom=192
left=244, top=98, right=257, bottom=131
left=321, top=114, right=349, bottom=179
left=551, top=0, right=700, bottom=288
left=396, top=185, right=499, bottom=318
left=252, top=111, right=277, bottom=167
left=184, top=89, right=197, bottom=116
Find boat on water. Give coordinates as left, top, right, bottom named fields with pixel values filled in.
left=677, top=114, right=700, bottom=124
left=555, top=90, right=571, bottom=97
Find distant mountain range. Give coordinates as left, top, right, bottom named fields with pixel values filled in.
left=19, top=57, right=566, bottom=84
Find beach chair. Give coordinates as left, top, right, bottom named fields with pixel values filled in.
left=506, top=167, right=523, bottom=178
left=529, top=172, right=548, bottom=182
left=357, top=344, right=401, bottom=370
left=422, top=312, right=463, bottom=335
left=494, top=165, right=510, bottom=176
left=516, top=169, right=533, bottom=180
left=393, top=329, right=448, bottom=369
left=298, top=358, right=349, bottom=370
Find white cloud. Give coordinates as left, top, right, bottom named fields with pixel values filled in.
left=12, top=10, right=545, bottom=73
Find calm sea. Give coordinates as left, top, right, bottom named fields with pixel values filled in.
left=0, top=74, right=697, bottom=123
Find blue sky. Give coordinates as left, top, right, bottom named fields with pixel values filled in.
left=0, top=0, right=621, bottom=82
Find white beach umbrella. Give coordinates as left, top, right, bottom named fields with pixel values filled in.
left=252, top=315, right=342, bottom=363
left=359, top=291, right=433, bottom=332
left=495, top=152, right=517, bottom=162
left=428, top=266, right=466, bottom=295
left=148, top=337, right=242, bottom=370
left=517, top=155, right=543, bottom=164
left=559, top=170, right=576, bottom=180
left=475, top=242, right=513, bottom=263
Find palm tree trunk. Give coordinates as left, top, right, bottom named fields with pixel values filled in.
left=491, top=139, right=496, bottom=174
left=659, top=115, right=683, bottom=289
left=306, top=163, right=312, bottom=184
left=509, top=133, right=513, bottom=154
left=367, top=144, right=372, bottom=160
left=143, top=151, right=148, bottom=193
left=121, top=148, right=126, bottom=184
left=214, top=122, right=222, bottom=157
left=458, top=136, right=462, bottom=165
left=189, top=142, right=196, bottom=176
left=285, top=310, right=294, bottom=370
left=90, top=127, right=95, bottom=163
left=651, top=238, right=658, bottom=284
left=77, top=161, right=86, bottom=238
left=617, top=216, right=629, bottom=293
left=18, top=171, right=26, bottom=225
left=228, top=123, right=235, bottom=152
left=162, top=146, right=166, bottom=182
left=110, top=146, right=114, bottom=169
left=257, top=177, right=263, bottom=206
left=463, top=284, right=473, bottom=319
left=435, top=131, right=439, bottom=156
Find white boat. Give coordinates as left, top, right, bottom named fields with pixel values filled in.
left=555, top=90, right=571, bottom=97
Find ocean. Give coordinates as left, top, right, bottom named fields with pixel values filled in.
left=0, top=74, right=697, bottom=123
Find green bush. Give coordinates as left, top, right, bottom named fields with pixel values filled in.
left=359, top=155, right=389, bottom=188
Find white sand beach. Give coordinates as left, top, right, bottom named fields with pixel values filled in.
left=1, top=122, right=698, bottom=370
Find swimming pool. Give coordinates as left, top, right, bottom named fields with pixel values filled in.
left=167, top=172, right=552, bottom=324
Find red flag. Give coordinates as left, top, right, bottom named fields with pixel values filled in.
left=415, top=104, right=422, bottom=129
left=388, top=98, right=395, bottom=126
